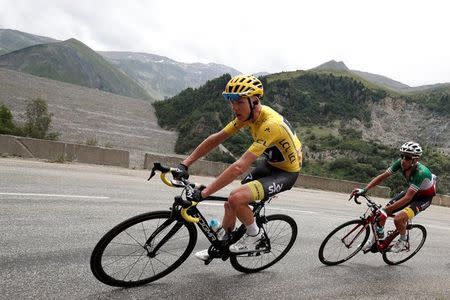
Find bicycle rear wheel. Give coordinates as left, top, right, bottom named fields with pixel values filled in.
left=382, top=224, right=426, bottom=265
left=230, top=214, right=297, bottom=273
left=90, top=211, right=197, bottom=287
left=318, top=219, right=369, bottom=266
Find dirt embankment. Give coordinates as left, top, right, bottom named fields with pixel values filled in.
left=0, top=68, right=177, bottom=167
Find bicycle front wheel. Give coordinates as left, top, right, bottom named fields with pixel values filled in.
left=382, top=224, right=427, bottom=265
left=230, top=214, right=297, bottom=273
left=318, top=219, right=369, bottom=266
left=90, top=211, right=197, bottom=287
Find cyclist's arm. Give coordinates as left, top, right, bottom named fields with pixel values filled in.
left=384, top=188, right=415, bottom=214
left=182, top=129, right=230, bottom=167
left=365, top=171, right=391, bottom=191
left=201, top=150, right=258, bottom=198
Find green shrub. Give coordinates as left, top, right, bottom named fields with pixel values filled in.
left=86, top=137, right=98, bottom=146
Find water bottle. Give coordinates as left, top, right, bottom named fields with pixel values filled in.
left=376, top=225, right=385, bottom=239
left=209, top=217, right=228, bottom=241
left=208, top=217, right=221, bottom=232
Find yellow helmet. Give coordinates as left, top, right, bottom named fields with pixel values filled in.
left=222, top=74, right=264, bottom=101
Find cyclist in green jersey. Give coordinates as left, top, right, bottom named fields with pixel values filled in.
left=352, top=142, right=437, bottom=253
left=173, top=74, right=302, bottom=261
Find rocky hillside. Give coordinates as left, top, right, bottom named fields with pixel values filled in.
left=0, top=68, right=176, bottom=167
left=362, top=97, right=449, bottom=150
left=99, top=51, right=240, bottom=100
left=0, top=38, right=152, bottom=100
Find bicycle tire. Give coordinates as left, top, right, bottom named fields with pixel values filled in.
left=90, top=211, right=197, bottom=287
left=382, top=224, right=426, bottom=265
left=230, top=214, right=297, bottom=273
left=318, top=219, right=370, bottom=266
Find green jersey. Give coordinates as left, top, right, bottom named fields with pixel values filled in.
left=387, top=160, right=436, bottom=197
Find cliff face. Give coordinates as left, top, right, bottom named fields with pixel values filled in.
left=363, top=97, right=449, bottom=153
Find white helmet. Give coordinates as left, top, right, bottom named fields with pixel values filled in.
left=400, top=141, right=422, bottom=157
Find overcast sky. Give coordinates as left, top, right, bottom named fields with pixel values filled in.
left=1, top=0, right=449, bottom=86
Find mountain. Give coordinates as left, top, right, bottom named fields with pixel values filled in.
left=99, top=51, right=240, bottom=100
left=0, top=28, right=58, bottom=55
left=0, top=68, right=176, bottom=167
left=0, top=38, right=152, bottom=100
left=312, top=60, right=350, bottom=72
left=351, top=70, right=411, bottom=91
left=310, top=60, right=450, bottom=94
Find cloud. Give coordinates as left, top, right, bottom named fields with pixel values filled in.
left=1, top=0, right=449, bottom=86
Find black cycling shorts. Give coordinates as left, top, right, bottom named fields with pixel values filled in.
left=241, top=159, right=299, bottom=201
left=388, top=191, right=433, bottom=219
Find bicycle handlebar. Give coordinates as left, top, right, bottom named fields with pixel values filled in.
left=349, top=194, right=382, bottom=211
left=148, top=162, right=202, bottom=223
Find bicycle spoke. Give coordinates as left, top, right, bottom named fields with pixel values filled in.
left=319, top=220, right=369, bottom=266
left=121, top=254, right=147, bottom=281
left=123, top=230, right=145, bottom=247
left=137, top=258, right=151, bottom=282
left=231, top=215, right=297, bottom=273
left=103, top=248, right=144, bottom=268
left=91, top=211, right=197, bottom=287
left=382, top=225, right=426, bottom=265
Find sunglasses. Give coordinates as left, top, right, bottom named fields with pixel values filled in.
left=400, top=154, right=414, bottom=161
left=222, top=93, right=243, bottom=101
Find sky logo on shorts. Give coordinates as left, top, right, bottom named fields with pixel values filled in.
left=269, top=182, right=283, bottom=194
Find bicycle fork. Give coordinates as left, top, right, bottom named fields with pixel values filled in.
left=145, top=217, right=184, bottom=257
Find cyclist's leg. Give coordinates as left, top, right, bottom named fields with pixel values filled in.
left=401, top=195, right=433, bottom=222
left=223, top=185, right=254, bottom=231
left=390, top=195, right=432, bottom=252
left=223, top=160, right=274, bottom=231
left=394, top=195, right=433, bottom=233
left=229, top=165, right=299, bottom=227
left=378, top=191, right=406, bottom=227
left=228, top=168, right=298, bottom=253
left=253, top=166, right=299, bottom=200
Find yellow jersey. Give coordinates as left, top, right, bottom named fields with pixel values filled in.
left=223, top=105, right=302, bottom=172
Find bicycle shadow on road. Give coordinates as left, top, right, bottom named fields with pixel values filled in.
left=85, top=270, right=279, bottom=299
left=312, top=262, right=415, bottom=289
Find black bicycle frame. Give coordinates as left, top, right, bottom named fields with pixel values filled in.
left=146, top=195, right=270, bottom=255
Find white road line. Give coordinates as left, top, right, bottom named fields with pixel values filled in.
left=199, top=202, right=318, bottom=214
left=0, top=192, right=109, bottom=199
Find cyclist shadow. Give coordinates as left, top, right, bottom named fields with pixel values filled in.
left=314, top=261, right=414, bottom=283
left=87, top=270, right=278, bottom=299
left=86, top=282, right=169, bottom=300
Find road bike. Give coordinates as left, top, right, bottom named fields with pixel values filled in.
left=318, top=194, right=427, bottom=266
left=90, top=162, right=298, bottom=287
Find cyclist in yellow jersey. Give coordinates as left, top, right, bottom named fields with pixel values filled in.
left=173, top=74, right=302, bottom=260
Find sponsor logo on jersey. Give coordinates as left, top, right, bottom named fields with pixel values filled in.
left=279, top=139, right=296, bottom=163
left=256, top=139, right=267, bottom=147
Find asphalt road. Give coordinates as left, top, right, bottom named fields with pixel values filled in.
left=1, top=158, right=449, bottom=299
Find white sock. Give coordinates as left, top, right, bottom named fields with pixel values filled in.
left=400, top=234, right=407, bottom=241
left=246, top=221, right=259, bottom=236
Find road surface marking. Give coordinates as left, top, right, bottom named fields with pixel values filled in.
left=0, top=192, right=109, bottom=199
